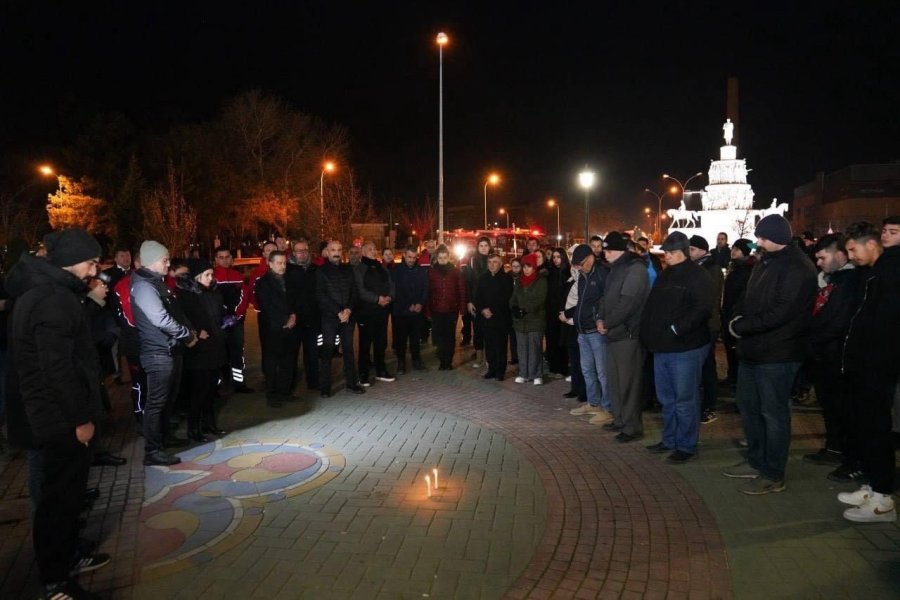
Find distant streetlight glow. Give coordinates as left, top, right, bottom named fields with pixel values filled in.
left=547, top=198, right=561, bottom=242
left=320, top=161, right=337, bottom=239
left=578, top=168, right=596, bottom=240
left=483, top=172, right=501, bottom=229
left=39, top=165, right=55, bottom=176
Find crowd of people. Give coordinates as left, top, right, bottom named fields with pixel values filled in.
left=0, top=212, right=897, bottom=598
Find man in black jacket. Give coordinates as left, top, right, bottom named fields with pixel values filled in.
left=709, top=232, right=731, bottom=269
left=725, top=215, right=817, bottom=495
left=689, top=235, right=724, bottom=425
left=837, top=221, right=899, bottom=523
left=354, top=241, right=396, bottom=384
left=391, top=247, right=429, bottom=374
left=802, top=234, right=860, bottom=474
left=473, top=254, right=513, bottom=381
left=255, top=251, right=299, bottom=407
left=317, top=241, right=365, bottom=397
left=640, top=232, right=713, bottom=463
left=719, top=239, right=756, bottom=386
left=6, top=229, right=110, bottom=599
left=286, top=239, right=321, bottom=391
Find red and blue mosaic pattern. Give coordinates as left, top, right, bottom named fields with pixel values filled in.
left=138, top=439, right=344, bottom=580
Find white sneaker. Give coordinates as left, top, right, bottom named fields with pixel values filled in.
left=514, top=376, right=526, bottom=384
left=843, top=493, right=896, bottom=523
left=837, top=484, right=873, bottom=507
left=533, top=378, right=543, bottom=385
left=471, top=361, right=483, bottom=368
left=565, top=375, right=572, bottom=382
left=570, top=404, right=602, bottom=416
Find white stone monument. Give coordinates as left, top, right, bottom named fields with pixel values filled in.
left=667, top=120, right=786, bottom=246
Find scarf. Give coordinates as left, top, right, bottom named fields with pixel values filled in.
left=519, top=253, right=539, bottom=288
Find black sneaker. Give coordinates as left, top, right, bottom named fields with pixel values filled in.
left=42, top=580, right=99, bottom=600
left=70, top=552, right=111, bottom=576
left=803, top=448, right=844, bottom=466
left=346, top=384, right=366, bottom=394
left=827, top=464, right=869, bottom=484
left=163, top=435, right=189, bottom=448
left=320, top=388, right=333, bottom=398
left=602, top=422, right=624, bottom=432
left=143, top=452, right=181, bottom=466
left=615, top=432, right=642, bottom=443
left=700, top=410, right=718, bottom=424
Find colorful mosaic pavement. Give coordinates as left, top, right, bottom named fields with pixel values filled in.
left=139, top=439, right=344, bottom=580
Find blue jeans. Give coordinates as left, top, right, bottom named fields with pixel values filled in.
left=736, top=361, right=800, bottom=481
left=654, top=345, right=709, bottom=454
left=578, top=332, right=611, bottom=411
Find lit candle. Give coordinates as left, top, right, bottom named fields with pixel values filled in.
left=432, top=468, right=439, bottom=490
left=425, top=475, right=432, bottom=498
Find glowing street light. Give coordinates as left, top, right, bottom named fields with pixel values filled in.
left=320, top=161, right=336, bottom=239
left=662, top=171, right=704, bottom=202
left=498, top=207, right=510, bottom=229
left=483, top=172, right=500, bottom=229
left=38, top=165, right=55, bottom=176
left=436, top=32, right=449, bottom=244
left=547, top=198, right=561, bottom=242
left=578, top=168, right=596, bottom=241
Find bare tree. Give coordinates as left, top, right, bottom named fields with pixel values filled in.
left=142, top=163, right=197, bottom=257
left=399, top=198, right=437, bottom=242
left=322, top=168, right=375, bottom=247
left=734, top=208, right=755, bottom=239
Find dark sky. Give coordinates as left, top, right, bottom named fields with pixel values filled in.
left=3, top=1, right=899, bottom=232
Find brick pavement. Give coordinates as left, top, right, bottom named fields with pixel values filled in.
left=1, top=322, right=898, bottom=599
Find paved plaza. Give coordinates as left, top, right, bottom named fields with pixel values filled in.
left=1, top=316, right=898, bottom=599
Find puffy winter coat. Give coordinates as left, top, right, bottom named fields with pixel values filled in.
left=176, top=277, right=228, bottom=370
left=427, top=264, right=466, bottom=315
left=639, top=258, right=713, bottom=353
left=510, top=273, right=547, bottom=333
left=391, top=262, right=428, bottom=316
left=316, top=261, right=357, bottom=323
left=131, top=267, right=194, bottom=356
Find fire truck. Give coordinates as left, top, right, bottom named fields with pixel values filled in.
left=440, top=227, right=548, bottom=261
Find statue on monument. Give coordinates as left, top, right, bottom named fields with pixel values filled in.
left=723, top=118, right=734, bottom=145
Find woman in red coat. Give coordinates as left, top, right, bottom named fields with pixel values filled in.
left=427, top=245, right=467, bottom=369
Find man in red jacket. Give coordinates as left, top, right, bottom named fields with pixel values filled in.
left=213, top=246, right=254, bottom=393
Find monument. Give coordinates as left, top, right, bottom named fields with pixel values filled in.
left=667, top=120, right=786, bottom=245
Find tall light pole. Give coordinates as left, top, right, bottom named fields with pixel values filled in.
left=483, top=173, right=500, bottom=229
left=662, top=171, right=704, bottom=204
left=436, top=32, right=448, bottom=244
left=547, top=198, right=561, bottom=242
left=578, top=168, right=596, bottom=241
left=498, top=207, right=510, bottom=229
left=643, top=188, right=668, bottom=242
left=320, top=161, right=335, bottom=240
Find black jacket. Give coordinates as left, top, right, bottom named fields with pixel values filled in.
left=391, top=262, right=428, bottom=316
left=731, top=244, right=818, bottom=364
left=255, top=272, right=294, bottom=334
left=353, top=256, right=395, bottom=319
left=473, top=270, right=513, bottom=330
left=842, top=245, right=900, bottom=380
left=809, top=266, right=860, bottom=365
left=721, top=256, right=756, bottom=322
left=316, top=260, right=357, bottom=323
left=565, top=265, right=608, bottom=334
left=710, top=245, right=731, bottom=269
left=5, top=253, right=101, bottom=447
left=176, top=277, right=228, bottom=370
left=639, top=258, right=713, bottom=353
left=695, top=253, right=724, bottom=336
left=285, top=262, right=320, bottom=329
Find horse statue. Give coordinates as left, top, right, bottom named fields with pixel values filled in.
left=666, top=208, right=699, bottom=228
left=760, top=198, right=789, bottom=219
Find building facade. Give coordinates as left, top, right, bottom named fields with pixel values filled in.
left=792, top=163, right=900, bottom=235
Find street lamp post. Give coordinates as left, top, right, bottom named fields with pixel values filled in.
left=578, top=169, right=596, bottom=241
left=498, top=207, right=510, bottom=229
left=320, top=161, right=336, bottom=240
left=547, top=198, right=561, bottom=242
left=642, top=188, right=668, bottom=242
left=483, top=173, right=500, bottom=229
left=662, top=171, right=704, bottom=204
left=436, top=32, right=448, bottom=245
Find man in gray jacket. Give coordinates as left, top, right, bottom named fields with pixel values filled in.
left=597, top=232, right=650, bottom=442
left=131, top=241, right=197, bottom=466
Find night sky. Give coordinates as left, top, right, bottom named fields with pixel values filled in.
left=3, top=1, right=899, bottom=232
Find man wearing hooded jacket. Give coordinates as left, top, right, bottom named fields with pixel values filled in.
left=6, top=229, right=110, bottom=599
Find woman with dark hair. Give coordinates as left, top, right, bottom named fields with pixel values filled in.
left=545, top=247, right=571, bottom=378
left=177, top=259, right=228, bottom=442
left=507, top=257, right=522, bottom=365
left=465, top=236, right=492, bottom=367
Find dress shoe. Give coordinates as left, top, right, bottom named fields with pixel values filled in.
left=646, top=441, right=672, bottom=454
left=602, top=422, right=624, bottom=432
left=163, top=436, right=189, bottom=448
left=563, top=391, right=579, bottom=398
left=92, top=452, right=127, bottom=467
left=615, top=432, right=642, bottom=443
left=320, top=389, right=333, bottom=398
left=143, top=452, right=181, bottom=466
left=234, top=384, right=254, bottom=394
left=201, top=425, right=227, bottom=436
left=667, top=450, right=695, bottom=463
left=188, top=430, right=209, bottom=443
left=482, top=372, right=496, bottom=379
left=346, top=384, right=366, bottom=394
